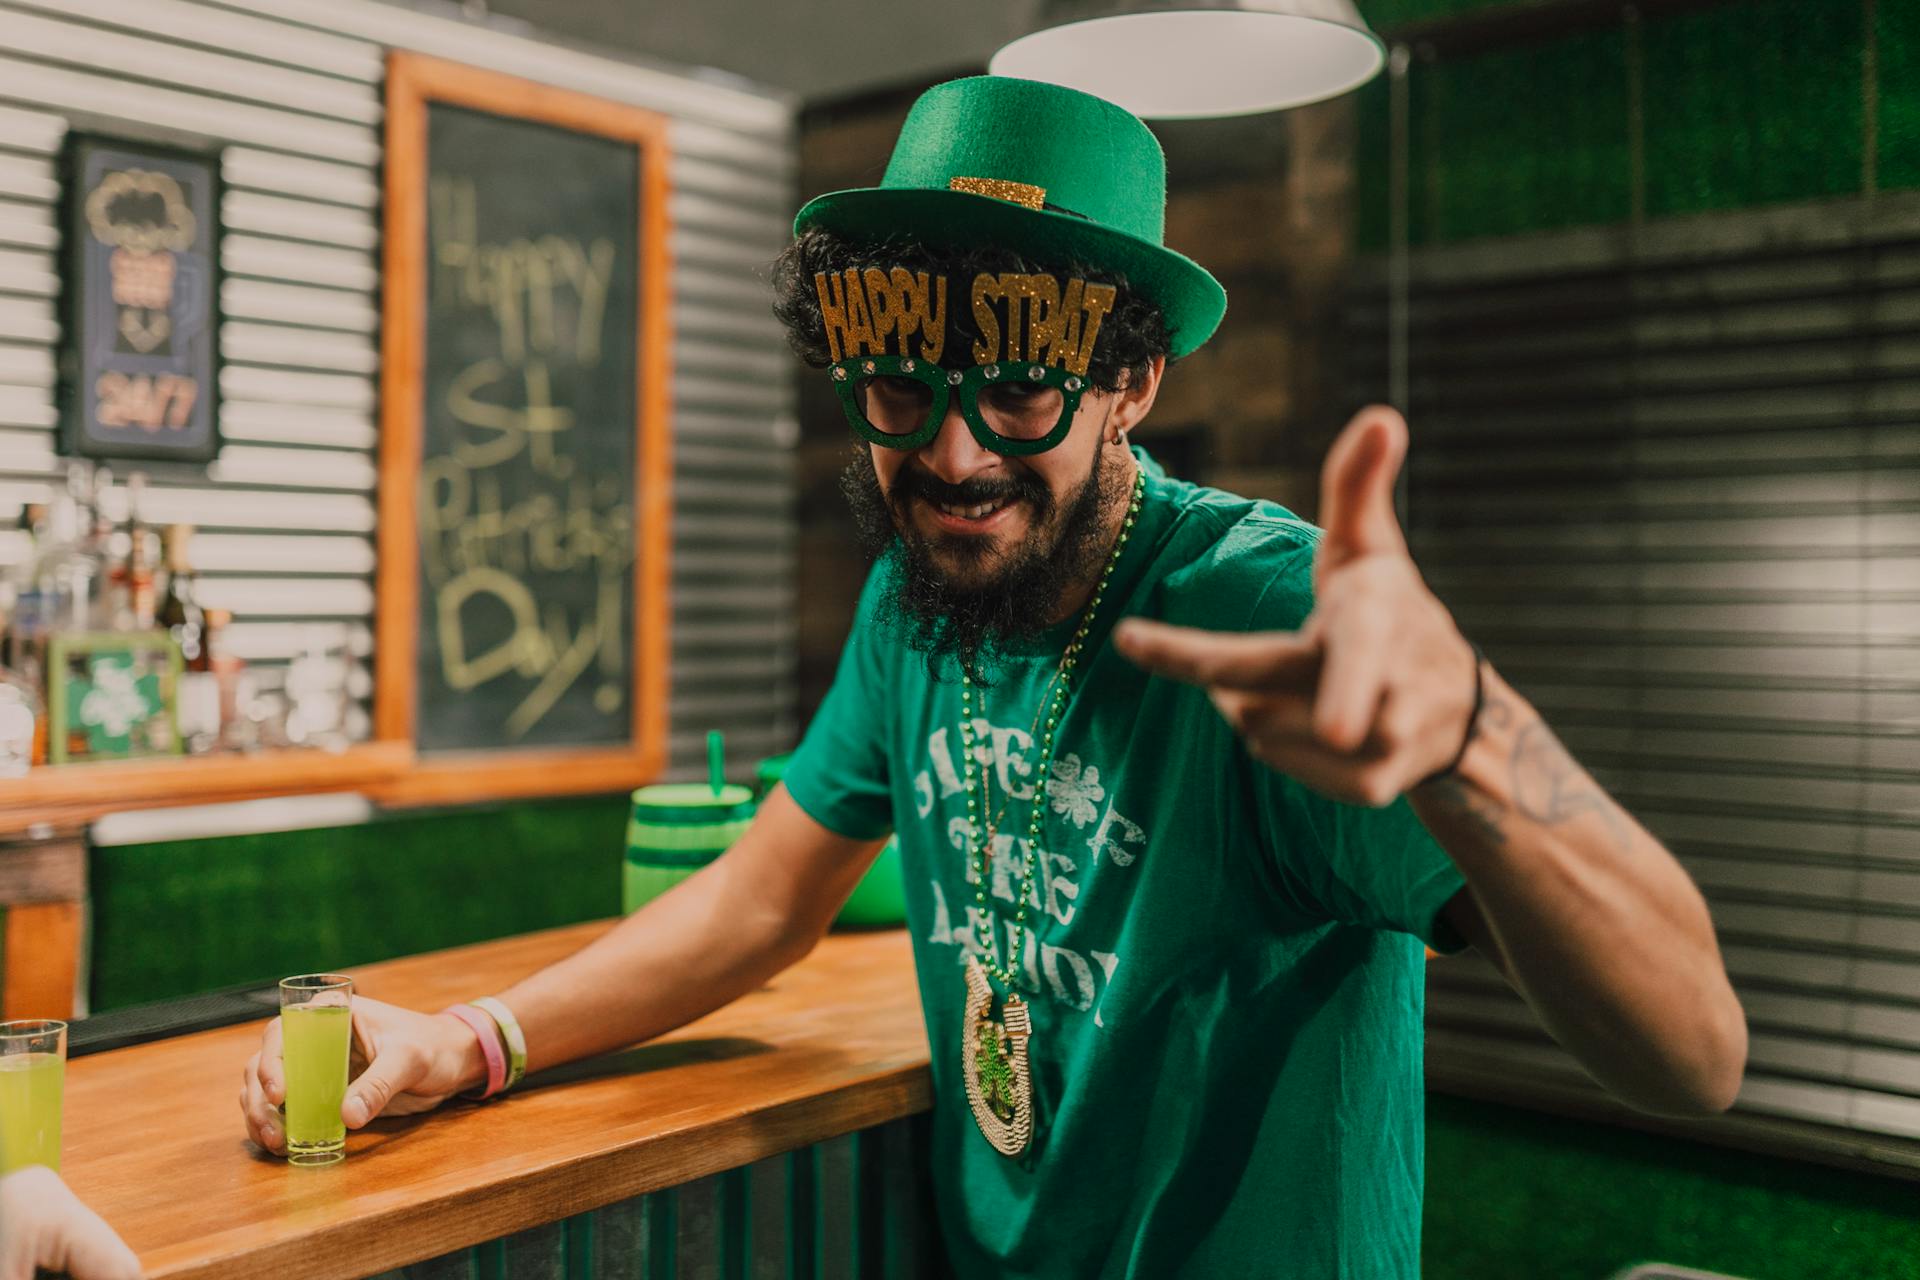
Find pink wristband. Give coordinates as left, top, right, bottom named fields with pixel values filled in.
left=444, top=1003, right=506, bottom=1100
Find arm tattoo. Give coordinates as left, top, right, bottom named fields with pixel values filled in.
left=1426, top=775, right=1508, bottom=847
left=1419, top=690, right=1632, bottom=855
left=1421, top=689, right=1515, bottom=847
left=1479, top=687, right=1516, bottom=734
left=1510, top=719, right=1633, bottom=852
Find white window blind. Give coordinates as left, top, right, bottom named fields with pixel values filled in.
left=1350, top=193, right=1920, bottom=1170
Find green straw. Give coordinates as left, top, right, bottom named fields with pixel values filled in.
left=707, top=729, right=725, bottom=796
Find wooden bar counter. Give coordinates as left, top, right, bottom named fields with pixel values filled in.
left=60, top=923, right=935, bottom=1279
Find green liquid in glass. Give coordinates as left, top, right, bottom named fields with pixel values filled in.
left=0, top=1053, right=62, bottom=1174
left=282, top=1004, right=351, bottom=1163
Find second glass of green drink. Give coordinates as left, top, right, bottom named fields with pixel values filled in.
left=0, top=1020, right=65, bottom=1175
left=279, top=974, right=353, bottom=1167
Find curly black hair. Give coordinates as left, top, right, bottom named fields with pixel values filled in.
left=768, top=225, right=1173, bottom=394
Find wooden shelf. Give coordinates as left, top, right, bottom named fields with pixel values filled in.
left=365, top=748, right=660, bottom=809
left=0, top=742, right=412, bottom=838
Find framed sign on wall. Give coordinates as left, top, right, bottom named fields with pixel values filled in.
left=62, top=135, right=221, bottom=463
left=376, top=53, right=673, bottom=805
left=46, top=633, right=183, bottom=765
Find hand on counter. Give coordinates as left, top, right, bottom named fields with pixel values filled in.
left=240, top=997, right=487, bottom=1153
left=0, top=1166, right=143, bottom=1280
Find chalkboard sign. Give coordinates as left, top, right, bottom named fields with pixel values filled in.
left=62, top=135, right=220, bottom=463
left=378, top=54, right=671, bottom=802
left=415, top=104, right=638, bottom=752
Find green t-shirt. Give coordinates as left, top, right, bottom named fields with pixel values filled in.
left=783, top=450, right=1469, bottom=1279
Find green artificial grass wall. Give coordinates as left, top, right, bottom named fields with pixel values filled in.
left=1640, top=0, right=1864, bottom=219
left=1356, top=0, right=1902, bottom=252
left=1368, top=0, right=1518, bottom=27
left=1881, top=0, right=1920, bottom=190
left=1424, top=1094, right=1920, bottom=1280
left=1414, top=28, right=1633, bottom=244
left=88, top=794, right=630, bottom=1011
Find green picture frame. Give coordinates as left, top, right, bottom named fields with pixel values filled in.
left=47, top=632, right=183, bottom=764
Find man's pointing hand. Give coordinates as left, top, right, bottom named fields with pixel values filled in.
left=1115, top=406, right=1477, bottom=807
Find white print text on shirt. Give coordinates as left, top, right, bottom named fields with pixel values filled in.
left=913, top=719, right=1147, bottom=1027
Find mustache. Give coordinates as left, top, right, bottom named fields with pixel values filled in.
left=888, top=464, right=1051, bottom=511
left=838, top=438, right=1125, bottom=685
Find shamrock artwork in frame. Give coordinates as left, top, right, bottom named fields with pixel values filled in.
left=47, top=632, right=183, bottom=764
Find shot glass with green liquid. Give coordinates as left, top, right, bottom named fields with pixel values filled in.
left=0, top=1020, right=65, bottom=1174
left=279, top=974, right=353, bottom=1167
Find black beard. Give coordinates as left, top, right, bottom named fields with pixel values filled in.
left=840, top=441, right=1129, bottom=683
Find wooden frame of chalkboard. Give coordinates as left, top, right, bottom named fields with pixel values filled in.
left=374, top=53, right=673, bottom=806
left=59, top=132, right=222, bottom=464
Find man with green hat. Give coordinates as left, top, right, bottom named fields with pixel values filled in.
left=238, top=75, right=1746, bottom=1277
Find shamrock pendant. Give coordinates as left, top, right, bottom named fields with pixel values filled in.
left=961, top=955, right=1034, bottom=1157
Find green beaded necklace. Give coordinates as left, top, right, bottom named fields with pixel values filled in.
left=958, top=464, right=1145, bottom=1158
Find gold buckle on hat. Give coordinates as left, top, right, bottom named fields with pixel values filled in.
left=948, top=176, right=1046, bottom=210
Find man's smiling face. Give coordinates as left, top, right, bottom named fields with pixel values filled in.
left=871, top=381, right=1117, bottom=591
left=840, top=356, right=1164, bottom=675
left=772, top=228, right=1177, bottom=671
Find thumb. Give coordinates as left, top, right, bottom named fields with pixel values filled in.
left=60, top=1206, right=143, bottom=1280
left=0, top=1201, right=28, bottom=1280
left=1318, top=406, right=1410, bottom=568
left=342, top=1041, right=417, bottom=1129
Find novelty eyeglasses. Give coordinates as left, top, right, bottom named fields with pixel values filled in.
left=828, top=355, right=1089, bottom=457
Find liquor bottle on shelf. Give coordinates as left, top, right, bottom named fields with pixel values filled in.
left=157, top=524, right=206, bottom=669
left=28, top=476, right=96, bottom=640
left=284, top=628, right=346, bottom=748
left=0, top=634, right=40, bottom=775
left=119, top=472, right=156, bottom=632
left=205, top=607, right=248, bottom=752
left=161, top=525, right=220, bottom=753
left=5, top=484, right=91, bottom=748
left=79, top=463, right=116, bottom=630
left=0, top=511, right=44, bottom=773
left=2, top=502, right=47, bottom=675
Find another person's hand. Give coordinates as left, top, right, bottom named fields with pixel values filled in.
left=0, top=1165, right=142, bottom=1280
left=240, top=996, right=485, bottom=1153
left=1115, top=406, right=1478, bottom=807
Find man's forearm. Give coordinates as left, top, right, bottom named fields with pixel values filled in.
left=489, top=846, right=825, bottom=1077
left=1409, top=666, right=1748, bottom=1115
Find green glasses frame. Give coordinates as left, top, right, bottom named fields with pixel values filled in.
left=828, top=354, right=1090, bottom=457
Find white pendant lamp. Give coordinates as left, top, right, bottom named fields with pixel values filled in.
left=990, top=0, right=1385, bottom=119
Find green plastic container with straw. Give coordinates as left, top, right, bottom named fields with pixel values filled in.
left=754, top=753, right=907, bottom=929
left=623, top=732, right=755, bottom=915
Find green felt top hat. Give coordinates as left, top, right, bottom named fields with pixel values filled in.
left=792, top=75, right=1227, bottom=359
